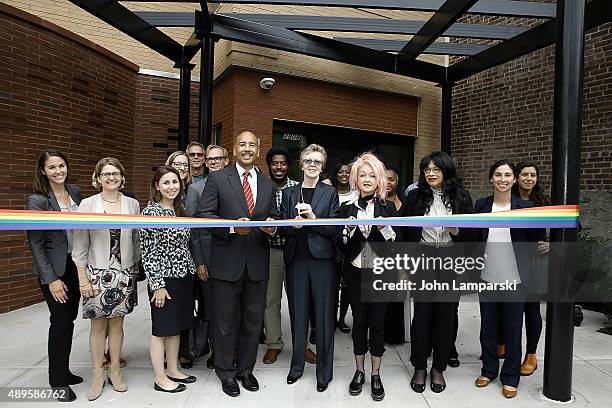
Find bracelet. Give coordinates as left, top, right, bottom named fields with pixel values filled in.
left=79, top=283, right=90, bottom=287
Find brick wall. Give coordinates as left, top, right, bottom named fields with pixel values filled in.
left=0, top=5, right=138, bottom=313
left=231, top=68, right=418, bottom=166
left=452, top=19, right=612, bottom=239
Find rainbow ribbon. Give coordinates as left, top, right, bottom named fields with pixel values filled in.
left=0, top=205, right=579, bottom=231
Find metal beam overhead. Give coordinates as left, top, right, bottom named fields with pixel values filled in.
left=67, top=0, right=183, bottom=63
left=447, top=0, right=612, bottom=82
left=334, top=38, right=488, bottom=56
left=398, top=0, right=479, bottom=61
left=183, top=28, right=202, bottom=63
left=134, top=12, right=528, bottom=40
left=206, top=1, right=556, bottom=19
left=210, top=14, right=446, bottom=83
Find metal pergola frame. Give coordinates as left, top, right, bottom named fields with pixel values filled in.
left=68, top=0, right=611, bottom=402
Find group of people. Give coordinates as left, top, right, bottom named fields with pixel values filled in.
left=27, top=130, right=551, bottom=402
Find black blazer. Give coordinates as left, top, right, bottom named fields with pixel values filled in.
left=26, top=185, right=82, bottom=285
left=197, top=165, right=279, bottom=282
left=474, top=195, right=544, bottom=285
left=402, top=188, right=476, bottom=243
left=336, top=199, right=400, bottom=263
left=279, top=181, right=339, bottom=265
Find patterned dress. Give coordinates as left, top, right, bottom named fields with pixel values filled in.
left=82, top=229, right=138, bottom=319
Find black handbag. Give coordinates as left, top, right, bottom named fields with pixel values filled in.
left=188, top=314, right=210, bottom=359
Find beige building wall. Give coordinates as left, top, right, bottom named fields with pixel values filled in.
left=6, top=0, right=442, bottom=180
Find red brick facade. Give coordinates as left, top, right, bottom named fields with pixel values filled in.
left=452, top=19, right=612, bottom=196
left=0, top=5, right=138, bottom=313
left=0, top=5, right=419, bottom=313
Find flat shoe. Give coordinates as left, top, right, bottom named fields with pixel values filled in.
left=286, top=375, right=301, bottom=384
left=475, top=376, right=491, bottom=388
left=448, top=358, right=460, bottom=368
left=410, top=370, right=426, bottom=393
left=179, top=358, right=193, bottom=369
left=154, top=382, right=186, bottom=393
left=317, top=382, right=328, bottom=392
left=502, top=385, right=517, bottom=398
left=167, top=375, right=196, bottom=384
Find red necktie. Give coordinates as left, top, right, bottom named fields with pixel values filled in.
left=242, top=171, right=255, bottom=216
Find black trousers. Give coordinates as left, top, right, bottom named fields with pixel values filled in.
left=178, top=277, right=202, bottom=358
left=286, top=258, right=336, bottom=384
left=346, top=264, right=387, bottom=357
left=410, top=245, right=459, bottom=371
left=524, top=301, right=542, bottom=354
left=410, top=300, right=456, bottom=371
left=39, top=256, right=80, bottom=387
left=211, top=271, right=266, bottom=380
left=479, top=290, right=525, bottom=388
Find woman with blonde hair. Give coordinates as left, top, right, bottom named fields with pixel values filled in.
left=72, top=157, right=141, bottom=401
left=336, top=152, right=400, bottom=401
left=166, top=151, right=192, bottom=191
left=280, top=144, right=339, bottom=392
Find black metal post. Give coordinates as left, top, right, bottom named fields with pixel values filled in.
left=198, top=35, right=214, bottom=146
left=177, top=62, right=195, bottom=151
left=543, top=0, right=585, bottom=402
left=441, top=83, right=453, bottom=154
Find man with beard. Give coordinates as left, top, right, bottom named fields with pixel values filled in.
left=187, top=141, right=206, bottom=183
left=261, top=147, right=298, bottom=364
left=197, top=131, right=279, bottom=397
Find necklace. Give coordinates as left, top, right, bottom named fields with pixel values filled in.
left=101, top=195, right=121, bottom=203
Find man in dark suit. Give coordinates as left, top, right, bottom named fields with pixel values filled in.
left=197, top=131, right=279, bottom=397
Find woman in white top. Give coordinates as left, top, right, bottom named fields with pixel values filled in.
left=72, top=157, right=140, bottom=401
left=474, top=159, right=539, bottom=399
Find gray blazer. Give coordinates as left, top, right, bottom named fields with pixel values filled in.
left=185, top=177, right=207, bottom=217
left=72, top=193, right=141, bottom=270
left=197, top=166, right=279, bottom=282
left=26, top=185, right=82, bottom=285
left=187, top=177, right=211, bottom=268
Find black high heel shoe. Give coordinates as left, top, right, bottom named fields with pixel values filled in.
left=410, top=369, right=427, bottom=393
left=430, top=368, right=446, bottom=393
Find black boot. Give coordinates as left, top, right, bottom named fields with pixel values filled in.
left=348, top=370, right=365, bottom=396
left=371, top=374, right=385, bottom=401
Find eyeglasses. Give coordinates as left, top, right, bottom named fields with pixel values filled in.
left=205, top=156, right=226, bottom=164
left=424, top=168, right=442, bottom=175
left=303, top=159, right=323, bottom=167
left=189, top=152, right=204, bottom=157
left=172, top=162, right=189, bottom=169
left=99, top=172, right=122, bottom=179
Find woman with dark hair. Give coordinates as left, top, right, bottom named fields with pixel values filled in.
left=512, top=161, right=550, bottom=376
left=27, top=150, right=82, bottom=402
left=338, top=153, right=399, bottom=402
left=333, top=162, right=357, bottom=333
left=281, top=144, right=339, bottom=392
left=474, top=159, right=541, bottom=399
left=140, top=165, right=197, bottom=393
left=403, top=151, right=474, bottom=394
left=72, top=157, right=140, bottom=401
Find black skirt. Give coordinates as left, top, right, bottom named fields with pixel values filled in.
left=149, top=275, right=194, bottom=337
